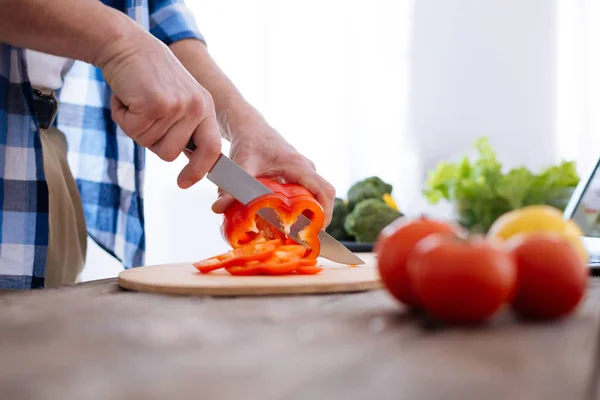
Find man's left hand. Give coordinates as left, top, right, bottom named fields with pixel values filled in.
left=167, top=39, right=336, bottom=225
left=211, top=119, right=336, bottom=227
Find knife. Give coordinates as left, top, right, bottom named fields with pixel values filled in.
left=184, top=141, right=365, bottom=265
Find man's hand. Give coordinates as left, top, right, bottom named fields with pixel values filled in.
left=98, top=33, right=222, bottom=189
left=168, top=39, right=336, bottom=225
left=211, top=119, right=336, bottom=226
left=1, top=0, right=222, bottom=189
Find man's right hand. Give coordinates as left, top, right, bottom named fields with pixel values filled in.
left=98, top=32, right=222, bottom=189
left=0, top=0, right=221, bottom=189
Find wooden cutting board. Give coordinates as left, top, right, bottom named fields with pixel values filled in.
left=118, top=252, right=381, bottom=296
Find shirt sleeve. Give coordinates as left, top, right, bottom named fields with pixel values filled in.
left=149, top=0, right=206, bottom=46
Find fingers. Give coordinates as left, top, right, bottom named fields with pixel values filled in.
left=208, top=148, right=335, bottom=229
left=177, top=114, right=222, bottom=189
left=111, top=80, right=222, bottom=189
left=285, top=169, right=336, bottom=227
left=212, top=170, right=336, bottom=228
left=211, top=192, right=235, bottom=214
left=110, top=95, right=127, bottom=125
left=150, top=115, right=197, bottom=162
left=110, top=94, right=155, bottom=138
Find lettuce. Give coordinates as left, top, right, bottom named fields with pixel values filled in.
left=423, top=137, right=579, bottom=233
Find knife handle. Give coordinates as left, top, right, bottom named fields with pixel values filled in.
left=184, top=138, right=197, bottom=153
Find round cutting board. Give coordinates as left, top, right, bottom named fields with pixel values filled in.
left=118, top=252, right=381, bottom=296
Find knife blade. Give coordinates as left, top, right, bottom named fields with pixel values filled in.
left=184, top=142, right=364, bottom=265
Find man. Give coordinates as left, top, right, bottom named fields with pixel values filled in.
left=0, top=0, right=335, bottom=289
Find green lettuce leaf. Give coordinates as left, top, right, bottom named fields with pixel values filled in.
left=422, top=137, right=580, bottom=233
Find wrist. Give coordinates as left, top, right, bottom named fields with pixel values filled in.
left=219, top=97, right=268, bottom=141
left=92, top=9, right=151, bottom=69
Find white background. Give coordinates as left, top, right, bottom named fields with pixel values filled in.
left=79, top=0, right=600, bottom=281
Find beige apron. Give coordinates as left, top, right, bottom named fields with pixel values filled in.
left=39, top=124, right=88, bottom=288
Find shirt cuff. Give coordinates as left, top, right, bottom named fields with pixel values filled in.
left=149, top=1, right=206, bottom=46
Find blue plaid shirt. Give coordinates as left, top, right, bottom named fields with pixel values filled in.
left=0, top=0, right=205, bottom=289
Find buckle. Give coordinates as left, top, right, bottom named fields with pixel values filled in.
left=32, top=88, right=58, bottom=130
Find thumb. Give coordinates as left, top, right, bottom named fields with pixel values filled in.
left=211, top=190, right=236, bottom=214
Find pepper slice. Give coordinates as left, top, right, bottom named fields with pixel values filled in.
left=193, top=239, right=281, bottom=274
left=225, top=251, right=302, bottom=276
left=296, top=266, right=324, bottom=275
left=299, top=258, right=318, bottom=267
left=277, top=244, right=308, bottom=258
left=221, top=178, right=324, bottom=259
left=295, top=258, right=322, bottom=274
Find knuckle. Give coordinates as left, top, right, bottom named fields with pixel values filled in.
left=159, top=148, right=180, bottom=162
left=171, top=96, right=185, bottom=114
left=149, top=94, right=187, bottom=116
left=139, top=128, right=164, bottom=148
left=204, top=136, right=222, bottom=156
left=189, top=89, right=213, bottom=115
left=189, top=93, right=205, bottom=113
left=288, top=153, right=307, bottom=166
left=135, top=136, right=150, bottom=148
left=149, top=96, right=171, bottom=115
left=326, top=184, right=336, bottom=198
left=188, top=164, right=208, bottom=180
left=201, top=88, right=215, bottom=108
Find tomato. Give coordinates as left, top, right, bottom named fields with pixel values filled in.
left=407, top=234, right=517, bottom=324
left=194, top=239, right=281, bottom=273
left=375, top=216, right=464, bottom=308
left=506, top=233, right=588, bottom=320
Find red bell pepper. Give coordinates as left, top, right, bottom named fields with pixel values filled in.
left=194, top=241, right=325, bottom=275
left=295, top=265, right=323, bottom=275
left=193, top=239, right=281, bottom=274
left=225, top=250, right=302, bottom=276
left=221, top=178, right=325, bottom=259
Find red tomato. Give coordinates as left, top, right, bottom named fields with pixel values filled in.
left=506, top=233, right=588, bottom=320
left=407, top=234, right=517, bottom=324
left=375, top=216, right=464, bottom=308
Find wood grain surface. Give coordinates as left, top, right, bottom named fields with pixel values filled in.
left=118, top=252, right=381, bottom=296
left=0, top=278, right=599, bottom=400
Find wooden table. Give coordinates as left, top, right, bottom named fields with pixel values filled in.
left=1, top=278, right=599, bottom=400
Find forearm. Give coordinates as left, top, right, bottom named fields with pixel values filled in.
left=0, top=0, right=144, bottom=67
left=169, top=38, right=265, bottom=141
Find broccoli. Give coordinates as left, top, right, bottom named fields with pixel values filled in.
left=326, top=198, right=354, bottom=240
left=344, top=198, right=402, bottom=243
left=347, top=176, right=393, bottom=210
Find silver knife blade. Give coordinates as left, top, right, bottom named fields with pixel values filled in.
left=194, top=150, right=364, bottom=265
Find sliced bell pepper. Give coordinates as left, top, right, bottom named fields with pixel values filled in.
left=193, top=239, right=281, bottom=274
left=221, top=178, right=324, bottom=259
left=295, top=265, right=323, bottom=275
left=295, top=258, right=322, bottom=274
left=277, top=244, right=308, bottom=258
left=299, top=258, right=318, bottom=267
left=225, top=250, right=302, bottom=276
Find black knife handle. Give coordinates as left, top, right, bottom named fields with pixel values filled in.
left=185, top=138, right=197, bottom=153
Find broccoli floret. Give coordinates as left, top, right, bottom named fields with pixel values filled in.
left=347, top=176, right=393, bottom=210
left=326, top=198, right=353, bottom=240
left=344, top=198, right=402, bottom=243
